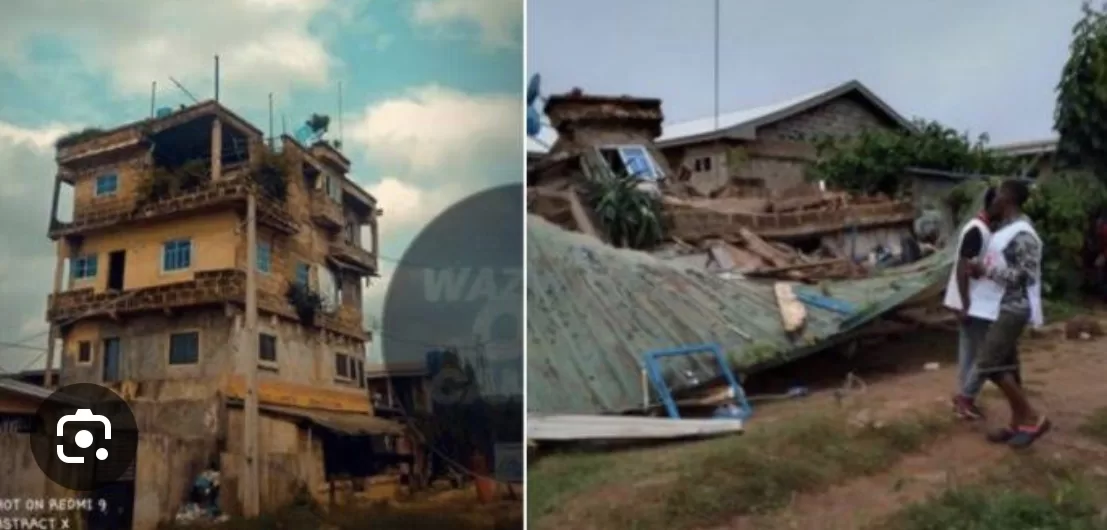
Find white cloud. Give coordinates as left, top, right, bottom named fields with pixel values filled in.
left=412, top=0, right=523, bottom=49
left=347, top=85, right=520, bottom=177
left=365, top=177, right=464, bottom=239
left=0, top=0, right=340, bottom=103
left=0, top=122, right=65, bottom=372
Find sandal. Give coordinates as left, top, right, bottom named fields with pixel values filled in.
left=1007, top=417, right=1052, bottom=449
left=986, top=425, right=1016, bottom=443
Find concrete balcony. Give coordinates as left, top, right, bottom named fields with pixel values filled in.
left=47, top=269, right=246, bottom=323
left=329, top=240, right=377, bottom=275
left=310, top=191, right=344, bottom=231
left=49, top=173, right=299, bottom=240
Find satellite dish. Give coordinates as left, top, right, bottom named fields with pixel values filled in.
left=317, top=267, right=339, bottom=314
left=155, top=107, right=172, bottom=118
left=526, top=107, right=541, bottom=137
left=526, top=73, right=541, bottom=107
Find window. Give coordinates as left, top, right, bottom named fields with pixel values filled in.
left=598, top=145, right=660, bottom=181
left=693, top=157, right=713, bottom=173
left=325, top=175, right=343, bottom=203
left=77, top=341, right=92, bottom=363
left=168, top=332, right=199, bottom=365
left=95, top=173, right=118, bottom=196
left=71, top=254, right=98, bottom=280
left=295, top=262, right=311, bottom=286
left=344, top=222, right=357, bottom=244
left=162, top=239, right=192, bottom=271
left=256, top=242, right=271, bottom=273
left=258, top=333, right=277, bottom=362
left=334, top=353, right=351, bottom=379
left=356, top=359, right=365, bottom=388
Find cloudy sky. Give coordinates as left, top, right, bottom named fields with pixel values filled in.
left=0, top=0, right=522, bottom=371
left=527, top=0, right=1087, bottom=146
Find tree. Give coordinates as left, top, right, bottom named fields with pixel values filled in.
left=1056, top=2, right=1107, bottom=180
left=808, top=120, right=1017, bottom=196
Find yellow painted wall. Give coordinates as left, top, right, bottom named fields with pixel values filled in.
left=67, top=210, right=241, bottom=293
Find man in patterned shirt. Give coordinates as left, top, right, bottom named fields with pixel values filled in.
left=968, top=179, right=1049, bottom=448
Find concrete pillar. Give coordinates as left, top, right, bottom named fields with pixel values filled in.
left=211, top=118, right=223, bottom=180
left=43, top=239, right=67, bottom=389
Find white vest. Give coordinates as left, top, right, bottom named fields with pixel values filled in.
left=943, top=218, right=991, bottom=312
left=970, top=219, right=1045, bottom=327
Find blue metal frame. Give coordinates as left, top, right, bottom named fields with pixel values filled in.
left=641, top=343, right=752, bottom=420
left=793, top=289, right=856, bottom=316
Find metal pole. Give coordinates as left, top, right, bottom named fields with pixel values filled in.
left=713, top=0, right=720, bottom=133
left=338, top=81, right=344, bottom=147
left=150, top=81, right=157, bottom=118
left=214, top=55, right=220, bottom=102
left=268, top=93, right=274, bottom=149
left=242, top=194, right=260, bottom=516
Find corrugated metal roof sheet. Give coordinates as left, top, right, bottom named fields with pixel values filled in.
left=526, top=215, right=953, bottom=416
left=241, top=402, right=406, bottom=436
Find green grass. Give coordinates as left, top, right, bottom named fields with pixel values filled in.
left=1079, top=406, right=1107, bottom=445
left=875, top=457, right=1107, bottom=530
left=529, top=408, right=952, bottom=530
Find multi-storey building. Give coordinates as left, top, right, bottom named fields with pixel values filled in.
left=30, top=100, right=402, bottom=528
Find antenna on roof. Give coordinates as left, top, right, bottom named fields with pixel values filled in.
left=338, top=81, right=344, bottom=148
left=281, top=114, right=287, bottom=136
left=268, top=93, right=274, bottom=149
left=713, top=0, right=720, bottom=132
left=150, top=81, right=157, bottom=118
left=214, top=55, right=220, bottom=102
left=169, top=76, right=199, bottom=104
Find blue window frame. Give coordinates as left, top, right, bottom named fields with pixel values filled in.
left=256, top=242, right=271, bottom=273
left=162, top=239, right=192, bottom=271
left=168, top=332, right=199, bottom=365
left=95, top=173, right=118, bottom=196
left=616, top=146, right=658, bottom=180
left=72, top=254, right=98, bottom=280
left=295, top=262, right=311, bottom=286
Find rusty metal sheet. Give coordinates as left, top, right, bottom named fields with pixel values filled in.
left=244, top=402, right=405, bottom=436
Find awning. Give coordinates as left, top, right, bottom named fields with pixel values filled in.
left=247, top=402, right=406, bottom=436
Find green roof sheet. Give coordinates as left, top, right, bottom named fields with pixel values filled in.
left=526, top=215, right=955, bottom=415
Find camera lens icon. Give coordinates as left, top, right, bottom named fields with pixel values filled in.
left=74, top=430, right=109, bottom=461
left=56, top=408, right=112, bottom=464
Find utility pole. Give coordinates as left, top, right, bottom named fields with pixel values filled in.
left=241, top=194, right=260, bottom=516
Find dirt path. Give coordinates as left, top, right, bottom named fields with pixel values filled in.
left=721, top=317, right=1107, bottom=530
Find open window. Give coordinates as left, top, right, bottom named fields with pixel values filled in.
left=597, top=145, right=662, bottom=181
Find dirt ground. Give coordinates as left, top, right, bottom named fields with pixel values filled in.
left=530, top=308, right=1107, bottom=530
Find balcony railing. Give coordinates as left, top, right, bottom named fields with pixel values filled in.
left=48, top=269, right=246, bottom=322
left=50, top=173, right=298, bottom=239
left=329, top=239, right=376, bottom=274
left=310, top=191, right=344, bottom=230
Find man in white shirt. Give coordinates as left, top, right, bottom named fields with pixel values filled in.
left=968, top=179, right=1049, bottom=448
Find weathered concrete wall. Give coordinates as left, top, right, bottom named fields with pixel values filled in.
left=0, top=433, right=93, bottom=517
left=254, top=314, right=366, bottom=391
left=69, top=147, right=149, bottom=222
left=132, top=432, right=218, bottom=530
left=65, top=210, right=240, bottom=294
left=60, top=309, right=236, bottom=385
left=757, top=95, right=892, bottom=142
left=222, top=409, right=326, bottom=512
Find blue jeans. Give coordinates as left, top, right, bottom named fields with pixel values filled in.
left=958, top=316, right=990, bottom=398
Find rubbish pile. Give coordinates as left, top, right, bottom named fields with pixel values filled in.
left=173, top=469, right=228, bottom=526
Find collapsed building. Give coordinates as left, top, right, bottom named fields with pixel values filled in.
left=1, top=101, right=406, bottom=529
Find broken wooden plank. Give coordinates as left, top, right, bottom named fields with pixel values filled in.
left=528, top=414, right=744, bottom=441
left=774, top=282, right=806, bottom=333
left=736, top=227, right=793, bottom=267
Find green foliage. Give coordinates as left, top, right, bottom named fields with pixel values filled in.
left=944, top=180, right=991, bottom=222
left=808, top=120, right=1017, bottom=196
left=138, top=159, right=211, bottom=203
left=285, top=281, right=323, bottom=325
left=54, top=127, right=105, bottom=149
left=306, top=113, right=331, bottom=134
left=1023, top=171, right=1107, bottom=297
left=583, top=172, right=664, bottom=249
left=1056, top=2, right=1107, bottom=179
left=250, top=150, right=290, bottom=202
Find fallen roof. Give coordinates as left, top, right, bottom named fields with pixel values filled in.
left=0, top=378, right=87, bottom=407
left=990, top=138, right=1058, bottom=157
left=526, top=215, right=952, bottom=416
left=525, top=80, right=912, bottom=155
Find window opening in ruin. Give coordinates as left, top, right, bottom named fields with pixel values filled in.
left=335, top=352, right=351, bottom=379
left=693, top=157, right=712, bottom=173
left=258, top=333, right=277, bottom=363
left=598, top=145, right=661, bottom=181
left=169, top=332, right=200, bottom=365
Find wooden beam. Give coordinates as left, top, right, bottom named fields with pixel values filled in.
left=774, top=282, right=806, bottom=334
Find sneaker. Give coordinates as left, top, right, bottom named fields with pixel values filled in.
left=952, top=395, right=984, bottom=421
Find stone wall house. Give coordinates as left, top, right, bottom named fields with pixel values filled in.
left=528, top=80, right=914, bottom=197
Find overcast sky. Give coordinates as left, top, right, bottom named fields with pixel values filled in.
left=527, top=0, right=1086, bottom=145
left=0, top=0, right=522, bottom=372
